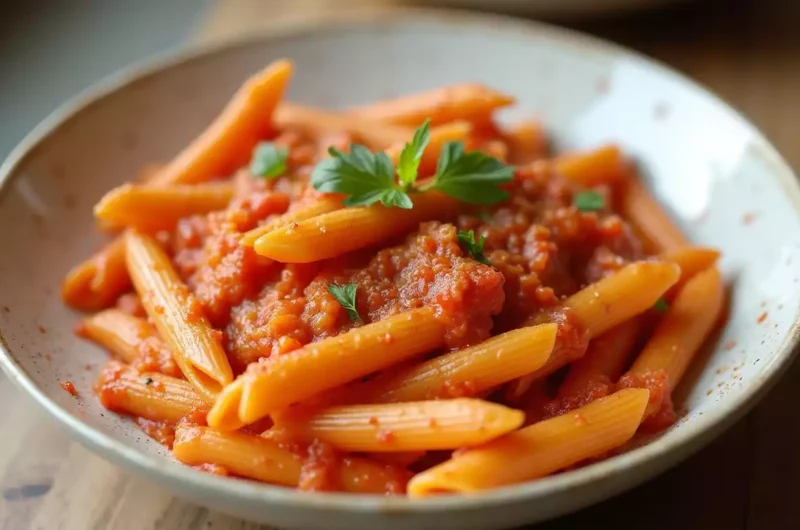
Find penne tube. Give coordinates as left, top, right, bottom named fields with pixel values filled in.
left=346, top=323, right=557, bottom=404
left=627, top=266, right=724, bottom=392
left=173, top=426, right=410, bottom=494
left=93, top=182, right=234, bottom=232
left=253, top=191, right=460, bottom=263
left=125, top=231, right=233, bottom=401
left=511, top=261, right=680, bottom=398
left=553, top=145, right=626, bottom=187
left=347, top=83, right=515, bottom=127
left=96, top=361, right=207, bottom=423
left=239, top=196, right=343, bottom=247
left=659, top=246, right=720, bottom=299
left=268, top=399, right=524, bottom=452
left=556, top=318, right=641, bottom=400
left=150, top=60, right=293, bottom=186
left=207, top=308, right=447, bottom=429
left=407, top=388, right=650, bottom=496
left=80, top=309, right=157, bottom=363
left=619, top=174, right=687, bottom=253
left=274, top=103, right=413, bottom=150
left=61, top=238, right=130, bottom=312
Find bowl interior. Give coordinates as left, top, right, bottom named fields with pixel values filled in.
left=0, top=10, right=799, bottom=528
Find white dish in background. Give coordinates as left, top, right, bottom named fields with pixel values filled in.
left=0, top=8, right=798, bottom=530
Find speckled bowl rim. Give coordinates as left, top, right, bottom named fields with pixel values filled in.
left=1, top=6, right=798, bottom=515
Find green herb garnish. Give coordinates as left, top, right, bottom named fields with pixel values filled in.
left=249, top=142, right=288, bottom=179
left=573, top=190, right=605, bottom=212
left=457, top=230, right=491, bottom=266
left=653, top=297, right=669, bottom=314
left=311, top=121, right=514, bottom=209
left=328, top=283, right=362, bottom=323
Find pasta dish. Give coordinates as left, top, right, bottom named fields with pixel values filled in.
left=62, top=60, right=724, bottom=496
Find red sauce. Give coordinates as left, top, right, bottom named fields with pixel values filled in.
left=616, top=371, right=677, bottom=432
left=60, top=380, right=78, bottom=397
left=136, top=418, right=176, bottom=448
left=757, top=311, right=768, bottom=324
left=298, top=440, right=340, bottom=492
left=542, top=375, right=613, bottom=419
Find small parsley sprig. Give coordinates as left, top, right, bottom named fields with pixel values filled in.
left=311, top=120, right=514, bottom=209
left=328, top=283, right=362, bottom=323
left=250, top=142, right=288, bottom=179
left=573, top=190, right=605, bottom=212
left=457, top=230, right=491, bottom=266
left=653, top=297, right=669, bottom=314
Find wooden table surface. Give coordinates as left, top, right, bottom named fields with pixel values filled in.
left=1, top=0, right=798, bottom=528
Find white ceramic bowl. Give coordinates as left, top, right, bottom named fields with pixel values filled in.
left=1, top=8, right=798, bottom=530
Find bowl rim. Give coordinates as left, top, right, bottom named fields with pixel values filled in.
left=1, top=5, right=798, bottom=514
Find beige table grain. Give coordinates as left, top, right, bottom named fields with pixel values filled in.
left=1, top=0, right=798, bottom=528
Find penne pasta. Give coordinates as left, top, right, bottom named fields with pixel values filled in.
left=347, top=83, right=515, bottom=127
left=274, top=103, right=413, bottom=150
left=253, top=191, right=460, bottom=263
left=554, top=145, right=626, bottom=187
left=627, top=266, right=724, bottom=392
left=61, top=238, right=130, bottom=312
left=268, top=399, right=524, bottom=452
left=343, top=323, right=557, bottom=404
left=208, top=308, right=447, bottom=428
left=173, top=426, right=410, bottom=494
left=619, top=173, right=687, bottom=253
left=150, top=60, right=293, bottom=186
left=504, top=121, right=547, bottom=165
left=240, top=196, right=344, bottom=247
left=80, top=309, right=156, bottom=363
left=659, top=246, right=720, bottom=299
left=125, top=231, right=233, bottom=401
left=407, top=388, right=650, bottom=496
left=96, top=361, right=207, bottom=423
left=93, top=182, right=234, bottom=232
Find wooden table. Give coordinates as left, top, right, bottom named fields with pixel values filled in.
left=1, top=0, right=798, bottom=528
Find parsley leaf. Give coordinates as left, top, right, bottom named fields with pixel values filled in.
left=457, top=230, right=491, bottom=266
left=422, top=142, right=514, bottom=204
left=328, top=283, right=362, bottom=323
left=310, top=122, right=514, bottom=209
left=250, top=142, right=288, bottom=179
left=653, top=297, right=669, bottom=314
left=312, top=145, right=413, bottom=209
left=574, top=190, right=605, bottom=212
left=397, top=119, right=430, bottom=188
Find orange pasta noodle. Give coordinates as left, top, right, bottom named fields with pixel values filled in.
left=239, top=122, right=471, bottom=247
left=62, top=237, right=131, bottom=312
left=619, top=172, right=687, bottom=253
left=627, top=266, right=724, bottom=394
left=274, top=102, right=413, bottom=150
left=94, top=182, right=234, bottom=232
left=80, top=309, right=156, bottom=363
left=150, top=60, right=293, bottom=186
left=62, top=60, right=292, bottom=310
left=208, top=307, right=447, bottom=429
left=96, top=361, right=207, bottom=423
left=173, top=426, right=410, bottom=493
left=659, top=246, right=720, bottom=299
left=347, top=83, right=515, bottom=127
left=267, top=399, right=524, bottom=452
left=511, top=261, right=681, bottom=399
left=407, top=388, right=650, bottom=496
left=253, top=191, right=460, bottom=263
left=125, top=231, right=233, bottom=401
left=337, top=323, right=557, bottom=404
left=553, top=144, right=626, bottom=187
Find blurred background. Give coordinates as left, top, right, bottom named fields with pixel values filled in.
left=0, top=0, right=796, bottom=167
